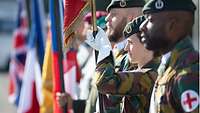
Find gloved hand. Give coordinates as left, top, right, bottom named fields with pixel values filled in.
left=85, top=26, right=112, bottom=63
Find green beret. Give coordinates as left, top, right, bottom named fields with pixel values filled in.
left=143, top=0, right=196, bottom=14
left=97, top=16, right=107, bottom=29
left=123, top=15, right=146, bottom=38
left=106, top=0, right=146, bottom=12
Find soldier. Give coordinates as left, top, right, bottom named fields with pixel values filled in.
left=85, top=15, right=160, bottom=113
left=86, top=0, right=146, bottom=113
left=139, top=0, right=199, bottom=113
left=103, top=0, right=147, bottom=113
left=105, top=0, right=146, bottom=65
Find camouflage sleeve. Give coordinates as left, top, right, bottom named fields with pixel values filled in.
left=95, top=53, right=157, bottom=96
left=103, top=95, right=122, bottom=113
left=103, top=53, right=126, bottom=113
left=172, top=72, right=199, bottom=113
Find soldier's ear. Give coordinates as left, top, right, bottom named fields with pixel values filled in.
left=169, top=18, right=176, bottom=30
left=166, top=17, right=177, bottom=37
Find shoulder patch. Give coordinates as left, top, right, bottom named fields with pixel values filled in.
left=181, top=90, right=199, bottom=112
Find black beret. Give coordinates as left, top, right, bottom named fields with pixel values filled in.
left=106, top=0, right=146, bottom=12
left=123, top=15, right=146, bottom=38
left=143, top=0, right=196, bottom=14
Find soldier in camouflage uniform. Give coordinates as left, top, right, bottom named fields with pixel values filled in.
left=139, top=0, right=199, bottom=113
left=85, top=15, right=160, bottom=113
left=90, top=0, right=147, bottom=113
left=105, top=0, right=146, bottom=70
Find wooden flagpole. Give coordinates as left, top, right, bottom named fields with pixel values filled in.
left=90, top=0, right=104, bottom=113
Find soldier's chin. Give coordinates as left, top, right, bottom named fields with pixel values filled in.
left=128, top=55, right=133, bottom=63
left=144, top=43, right=155, bottom=51
left=144, top=43, right=150, bottom=49
left=141, top=38, right=149, bottom=47
left=128, top=56, right=136, bottom=64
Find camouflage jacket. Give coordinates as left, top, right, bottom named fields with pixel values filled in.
left=149, top=37, right=199, bottom=113
left=95, top=49, right=160, bottom=113
left=102, top=47, right=128, bottom=113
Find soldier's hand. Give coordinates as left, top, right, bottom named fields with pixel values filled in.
left=85, top=26, right=112, bottom=63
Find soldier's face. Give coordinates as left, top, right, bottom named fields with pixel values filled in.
left=124, top=34, right=150, bottom=64
left=105, top=8, right=127, bottom=42
left=140, top=13, right=171, bottom=53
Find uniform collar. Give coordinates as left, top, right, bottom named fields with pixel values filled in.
left=172, top=35, right=194, bottom=52
left=142, top=57, right=161, bottom=71
left=161, top=51, right=171, bottom=66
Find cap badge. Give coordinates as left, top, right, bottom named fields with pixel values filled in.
left=125, top=24, right=132, bottom=34
left=120, top=1, right=126, bottom=7
left=155, top=0, right=164, bottom=9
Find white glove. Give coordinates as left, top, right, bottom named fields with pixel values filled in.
left=85, top=26, right=112, bottom=63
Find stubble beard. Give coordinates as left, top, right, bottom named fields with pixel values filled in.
left=144, top=33, right=172, bottom=56
left=108, top=18, right=127, bottom=43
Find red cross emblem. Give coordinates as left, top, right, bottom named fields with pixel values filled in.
left=183, top=92, right=197, bottom=109
left=181, top=90, right=199, bottom=112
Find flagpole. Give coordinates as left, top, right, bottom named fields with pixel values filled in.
left=52, top=0, right=65, bottom=92
left=25, top=0, right=31, bottom=29
left=91, top=0, right=97, bottom=35
left=90, top=0, right=104, bottom=113
left=50, top=0, right=67, bottom=112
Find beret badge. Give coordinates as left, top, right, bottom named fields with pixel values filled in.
left=120, top=1, right=127, bottom=7
left=155, top=0, right=164, bottom=9
left=125, top=24, right=132, bottom=34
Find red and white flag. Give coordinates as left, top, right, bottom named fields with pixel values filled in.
left=64, top=49, right=81, bottom=100
left=17, top=48, right=40, bottom=113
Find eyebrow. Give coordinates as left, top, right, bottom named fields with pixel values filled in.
left=127, top=39, right=133, bottom=44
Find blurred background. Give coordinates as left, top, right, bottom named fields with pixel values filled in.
left=0, top=0, right=18, bottom=111
left=0, top=0, right=18, bottom=72
left=0, top=0, right=199, bottom=113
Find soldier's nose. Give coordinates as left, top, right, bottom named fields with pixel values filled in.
left=124, top=42, right=129, bottom=52
left=105, top=13, right=110, bottom=22
left=139, top=19, right=148, bottom=32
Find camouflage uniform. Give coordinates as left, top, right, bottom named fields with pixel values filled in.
left=102, top=41, right=128, bottom=113
left=101, top=16, right=160, bottom=113
left=100, top=0, right=146, bottom=112
left=95, top=49, right=160, bottom=113
left=84, top=44, right=128, bottom=113
left=141, top=0, right=199, bottom=112
left=149, top=37, right=199, bottom=113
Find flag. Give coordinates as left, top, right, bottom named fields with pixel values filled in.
left=63, top=0, right=89, bottom=47
left=64, top=49, right=81, bottom=100
left=8, top=0, right=28, bottom=106
left=50, top=0, right=66, bottom=113
left=32, top=0, right=46, bottom=105
left=17, top=0, right=46, bottom=112
left=17, top=27, right=40, bottom=113
left=62, top=0, right=89, bottom=112
left=40, top=23, right=54, bottom=113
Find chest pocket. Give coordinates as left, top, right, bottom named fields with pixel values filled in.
left=155, top=66, right=177, bottom=113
